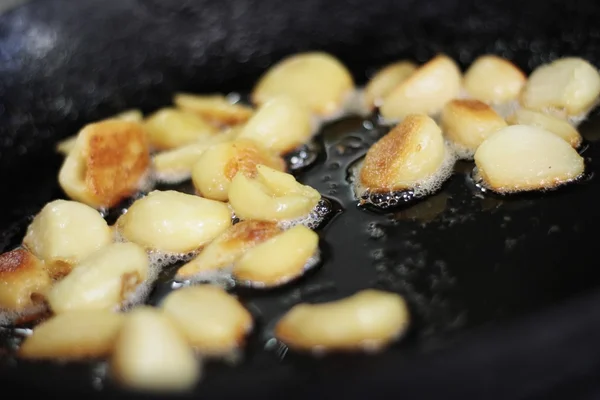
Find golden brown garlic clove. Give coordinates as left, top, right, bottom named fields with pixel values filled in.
left=463, top=55, right=526, bottom=104
left=173, top=93, right=253, bottom=127
left=364, top=61, right=418, bottom=109
left=144, top=108, right=218, bottom=150
left=506, top=108, right=582, bottom=148
left=0, top=248, right=51, bottom=312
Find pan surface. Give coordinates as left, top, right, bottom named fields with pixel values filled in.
left=2, top=0, right=600, bottom=398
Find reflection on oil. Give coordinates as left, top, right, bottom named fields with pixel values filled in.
left=389, top=191, right=450, bottom=223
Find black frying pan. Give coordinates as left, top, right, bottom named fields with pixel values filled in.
left=2, top=0, right=600, bottom=398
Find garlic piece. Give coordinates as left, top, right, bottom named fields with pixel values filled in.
left=252, top=52, right=354, bottom=117
left=358, top=114, right=447, bottom=192
left=58, top=120, right=151, bottom=209
left=237, top=96, right=313, bottom=154
left=19, top=310, right=124, bottom=359
left=463, top=55, right=526, bottom=104
left=174, top=93, right=253, bottom=126
left=117, top=190, right=232, bottom=253
left=441, top=99, right=507, bottom=156
left=161, top=285, right=253, bottom=356
left=364, top=61, right=417, bottom=109
left=23, top=200, right=112, bottom=278
left=176, top=220, right=281, bottom=279
left=144, top=108, right=218, bottom=150
left=0, top=248, right=51, bottom=311
left=228, top=165, right=321, bottom=222
left=275, top=289, right=409, bottom=352
left=47, top=242, right=149, bottom=314
left=233, top=225, right=319, bottom=287
left=506, top=108, right=582, bottom=148
left=474, top=125, right=585, bottom=192
left=111, top=307, right=201, bottom=392
left=191, top=138, right=286, bottom=201
left=380, top=55, right=462, bottom=120
left=521, top=57, right=600, bottom=116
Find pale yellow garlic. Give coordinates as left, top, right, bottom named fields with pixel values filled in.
left=521, top=57, right=600, bottom=116
left=237, top=96, right=313, bottom=154
left=176, top=220, right=281, bottom=279
left=0, top=248, right=51, bottom=311
left=174, top=93, right=253, bottom=126
left=111, top=307, right=201, bottom=392
left=117, top=190, right=232, bottom=253
left=58, top=120, right=151, bottom=209
left=380, top=55, right=462, bottom=120
left=275, top=289, right=409, bottom=352
left=506, top=108, right=582, bottom=148
left=23, top=200, right=112, bottom=278
left=228, top=165, right=321, bottom=222
left=161, top=285, right=253, bottom=356
left=364, top=61, right=417, bottom=109
left=463, top=55, right=526, bottom=104
left=474, top=125, right=585, bottom=192
left=47, top=242, right=149, bottom=314
left=144, top=108, right=218, bottom=150
left=19, top=310, right=125, bottom=360
left=233, top=225, right=319, bottom=287
left=191, top=138, right=286, bottom=201
left=252, top=52, right=354, bottom=117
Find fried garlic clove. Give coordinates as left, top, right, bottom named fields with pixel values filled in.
left=228, top=165, right=321, bottom=222
left=161, top=285, right=253, bottom=356
left=237, top=96, right=313, bottom=154
left=251, top=52, right=354, bottom=117
left=111, top=307, right=201, bottom=392
left=233, top=225, right=319, bottom=288
left=380, top=54, right=462, bottom=121
left=506, top=108, right=582, bottom=148
left=275, top=289, right=410, bottom=353
left=58, top=120, right=151, bottom=209
left=521, top=57, right=600, bottom=116
left=191, top=138, right=286, bottom=201
left=176, top=220, right=281, bottom=279
left=0, top=248, right=51, bottom=311
left=174, top=93, right=253, bottom=127
left=144, top=108, right=218, bottom=150
left=18, top=310, right=124, bottom=360
left=358, top=114, right=447, bottom=193
left=47, top=242, right=149, bottom=314
left=364, top=61, right=417, bottom=109
left=441, top=99, right=508, bottom=157
left=23, top=200, right=112, bottom=278
left=474, top=125, right=585, bottom=193
left=117, top=190, right=232, bottom=254
left=463, top=55, right=526, bottom=104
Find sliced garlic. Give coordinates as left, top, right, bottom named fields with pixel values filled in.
left=474, top=125, right=585, bottom=192
left=161, top=285, right=253, bottom=356
left=441, top=99, right=507, bottom=157
left=0, top=248, right=51, bottom=311
left=23, top=200, right=112, bottom=278
left=233, top=225, right=319, bottom=288
left=380, top=55, right=462, bottom=121
left=237, top=96, right=313, bottom=154
left=228, top=165, right=321, bottom=222
left=117, top=190, right=232, bottom=253
left=58, top=120, right=151, bottom=209
left=251, top=52, right=354, bottom=117
left=176, top=220, right=282, bottom=279
left=191, top=138, right=286, bottom=201
left=152, top=127, right=240, bottom=182
left=364, top=61, right=417, bottom=109
left=463, top=55, right=526, bottom=104
left=56, top=109, right=143, bottom=155
left=19, top=310, right=124, bottom=360
left=506, top=108, right=582, bottom=148
left=358, top=114, right=447, bottom=193
left=47, top=242, right=149, bottom=314
left=521, top=57, right=600, bottom=116
left=144, top=108, right=218, bottom=150
left=111, top=307, right=201, bottom=392
left=275, top=289, right=410, bottom=353
left=174, top=93, right=253, bottom=127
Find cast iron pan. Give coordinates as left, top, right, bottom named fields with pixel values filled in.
left=2, top=0, right=600, bottom=398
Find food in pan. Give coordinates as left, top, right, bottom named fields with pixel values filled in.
left=144, top=107, right=218, bottom=150
left=173, top=93, right=254, bottom=127
left=506, top=108, right=582, bottom=148
left=363, top=60, right=418, bottom=109
left=462, top=55, right=526, bottom=104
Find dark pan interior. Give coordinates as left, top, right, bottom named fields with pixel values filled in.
left=3, top=0, right=600, bottom=398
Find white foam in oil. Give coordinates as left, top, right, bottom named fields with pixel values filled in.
left=277, top=198, right=332, bottom=230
